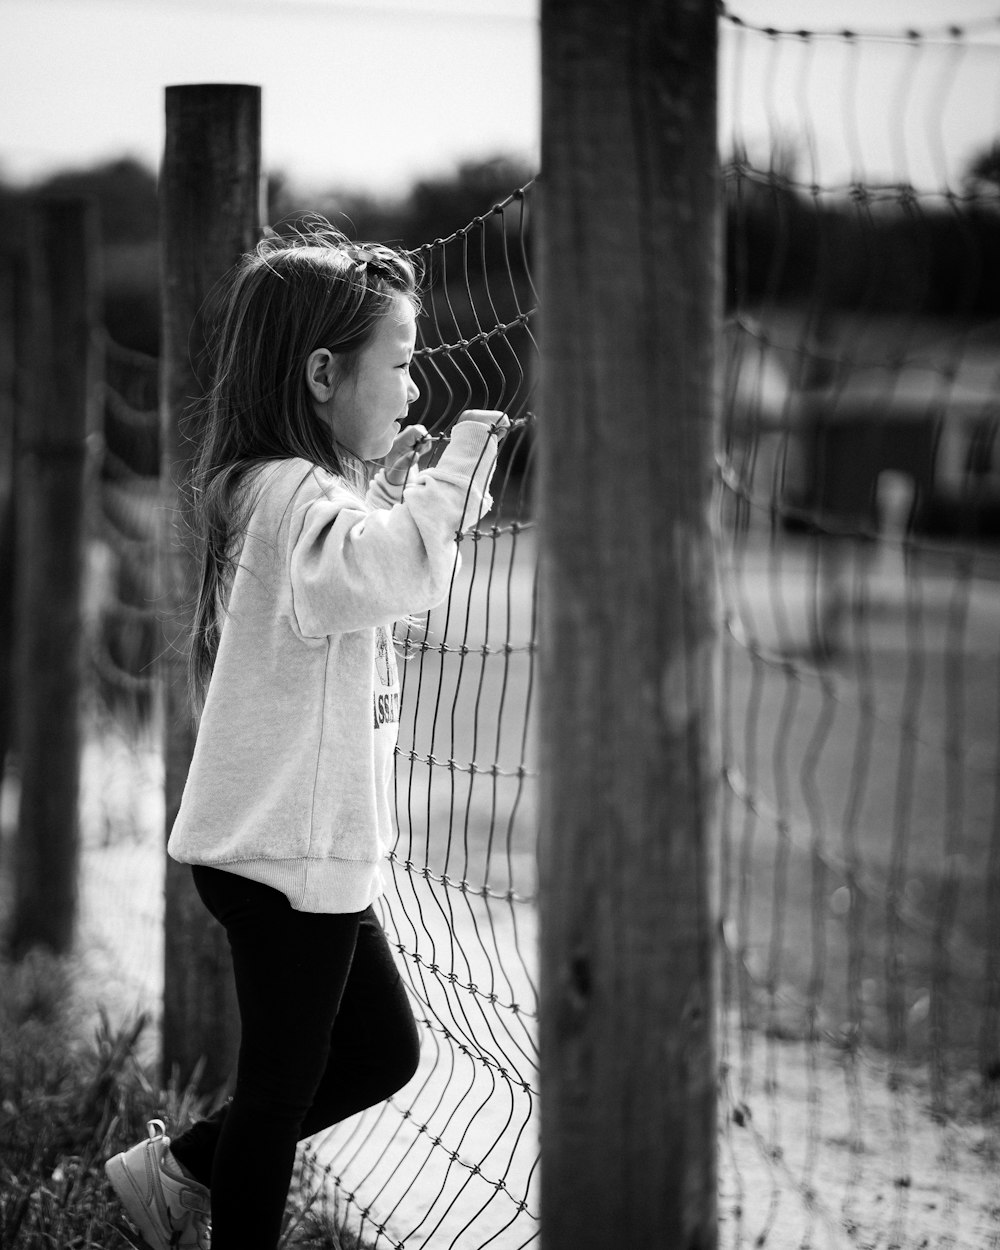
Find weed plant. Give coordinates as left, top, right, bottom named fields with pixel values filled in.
left=0, top=947, right=369, bottom=1249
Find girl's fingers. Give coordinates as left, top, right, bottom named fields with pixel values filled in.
left=384, top=425, right=430, bottom=485
left=397, top=425, right=429, bottom=460
left=387, top=425, right=426, bottom=462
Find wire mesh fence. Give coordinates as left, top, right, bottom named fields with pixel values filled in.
left=301, top=186, right=541, bottom=1249
left=79, top=334, right=163, bottom=1063
left=716, top=6, right=1000, bottom=1248
left=12, top=6, right=1000, bottom=1248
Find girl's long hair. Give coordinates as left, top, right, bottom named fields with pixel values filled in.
left=188, top=220, right=421, bottom=710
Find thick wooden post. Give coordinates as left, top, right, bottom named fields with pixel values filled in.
left=9, top=198, right=97, bottom=955
left=536, top=2, right=720, bottom=1247
left=160, top=83, right=261, bottom=1087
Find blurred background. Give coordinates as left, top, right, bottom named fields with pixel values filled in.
left=1, top=2, right=999, bottom=1248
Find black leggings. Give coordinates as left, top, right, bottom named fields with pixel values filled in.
left=169, top=866, right=420, bottom=1250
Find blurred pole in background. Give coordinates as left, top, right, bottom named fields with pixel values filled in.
left=10, top=197, right=98, bottom=955
left=0, top=251, right=19, bottom=801
left=537, top=0, right=721, bottom=1245
left=160, top=83, right=261, bottom=1089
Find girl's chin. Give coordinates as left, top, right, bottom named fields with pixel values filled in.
left=376, top=428, right=401, bottom=459
left=340, top=426, right=397, bottom=463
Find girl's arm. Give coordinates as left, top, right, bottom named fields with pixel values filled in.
left=288, top=414, right=506, bottom=637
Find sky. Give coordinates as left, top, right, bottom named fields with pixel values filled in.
left=724, top=0, right=1000, bottom=192
left=2, top=0, right=999, bottom=198
left=3, top=0, right=540, bottom=195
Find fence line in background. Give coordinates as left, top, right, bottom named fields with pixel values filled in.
left=9, top=197, right=97, bottom=956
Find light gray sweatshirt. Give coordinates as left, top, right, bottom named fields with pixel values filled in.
left=167, top=420, right=500, bottom=912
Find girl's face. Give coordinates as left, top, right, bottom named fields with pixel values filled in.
left=315, top=296, right=420, bottom=461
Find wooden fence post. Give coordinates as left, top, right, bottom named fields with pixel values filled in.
left=0, top=252, right=19, bottom=786
left=9, top=198, right=97, bottom=956
left=160, top=83, right=261, bottom=1088
left=536, top=1, right=720, bottom=1246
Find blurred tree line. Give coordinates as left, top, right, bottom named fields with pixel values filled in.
left=0, top=154, right=536, bottom=358
left=1, top=141, right=996, bottom=362
left=2, top=140, right=994, bottom=518
left=725, top=140, right=1000, bottom=317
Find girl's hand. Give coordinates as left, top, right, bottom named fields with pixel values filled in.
left=456, top=409, right=510, bottom=439
left=384, top=424, right=431, bottom=487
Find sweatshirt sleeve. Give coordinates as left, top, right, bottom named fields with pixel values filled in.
left=288, top=420, right=499, bottom=638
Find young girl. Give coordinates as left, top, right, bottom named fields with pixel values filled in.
left=105, top=223, right=507, bottom=1250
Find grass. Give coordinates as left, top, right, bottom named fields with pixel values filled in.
left=0, top=946, right=372, bottom=1250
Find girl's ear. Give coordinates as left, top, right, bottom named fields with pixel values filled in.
left=305, top=348, right=338, bottom=404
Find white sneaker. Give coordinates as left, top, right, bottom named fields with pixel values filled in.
left=105, top=1119, right=211, bottom=1249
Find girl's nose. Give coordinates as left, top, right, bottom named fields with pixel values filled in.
left=407, top=375, right=420, bottom=405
